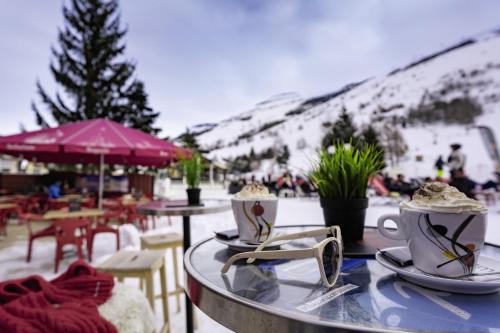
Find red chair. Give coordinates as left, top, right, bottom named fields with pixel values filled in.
left=104, top=198, right=147, bottom=231
left=0, top=210, right=7, bottom=237
left=103, top=200, right=127, bottom=224
left=48, top=199, right=68, bottom=211
left=82, top=196, right=96, bottom=209
left=125, top=205, right=148, bottom=232
left=53, top=218, right=91, bottom=273
left=13, top=198, right=38, bottom=225
left=88, top=212, right=120, bottom=262
left=0, top=206, right=20, bottom=236
left=14, top=198, right=30, bottom=216
left=23, top=213, right=56, bottom=262
left=22, top=194, right=48, bottom=214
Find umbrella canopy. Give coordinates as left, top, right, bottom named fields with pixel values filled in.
left=0, top=118, right=184, bottom=166
left=0, top=119, right=188, bottom=208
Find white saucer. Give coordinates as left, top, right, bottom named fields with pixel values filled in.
left=376, top=246, right=500, bottom=294
left=215, top=233, right=289, bottom=252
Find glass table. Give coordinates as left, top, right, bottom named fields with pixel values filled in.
left=184, top=225, right=500, bottom=333
left=137, top=199, right=231, bottom=333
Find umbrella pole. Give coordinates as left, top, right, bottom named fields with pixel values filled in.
left=98, top=154, right=104, bottom=209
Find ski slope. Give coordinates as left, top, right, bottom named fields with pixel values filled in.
left=194, top=32, right=500, bottom=182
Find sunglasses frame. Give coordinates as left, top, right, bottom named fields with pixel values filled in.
left=221, top=226, right=343, bottom=288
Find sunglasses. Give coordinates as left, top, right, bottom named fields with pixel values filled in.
left=221, top=226, right=343, bottom=288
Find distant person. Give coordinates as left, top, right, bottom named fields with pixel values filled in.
left=424, top=176, right=433, bottom=183
left=228, top=178, right=243, bottom=194
left=447, top=143, right=465, bottom=178
left=62, top=180, right=77, bottom=195
left=382, top=173, right=393, bottom=190
left=395, top=174, right=414, bottom=196
left=434, top=155, right=445, bottom=179
left=295, top=175, right=313, bottom=196
left=265, top=174, right=278, bottom=195
left=386, top=174, right=416, bottom=197
left=449, top=170, right=476, bottom=199
left=239, top=177, right=247, bottom=187
left=277, top=172, right=294, bottom=191
left=481, top=172, right=500, bottom=191
left=48, top=181, right=62, bottom=199
left=369, top=173, right=389, bottom=197
left=81, top=186, right=89, bottom=197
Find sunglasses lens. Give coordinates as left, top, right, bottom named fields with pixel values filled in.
left=322, top=239, right=340, bottom=285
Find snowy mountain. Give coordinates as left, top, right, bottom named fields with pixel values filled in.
left=191, top=32, right=500, bottom=182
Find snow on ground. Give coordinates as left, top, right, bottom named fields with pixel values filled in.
left=1, top=188, right=499, bottom=332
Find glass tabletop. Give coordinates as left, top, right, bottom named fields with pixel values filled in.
left=186, top=225, right=500, bottom=333
left=137, top=198, right=230, bottom=216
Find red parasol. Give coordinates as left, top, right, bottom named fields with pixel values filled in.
left=0, top=119, right=187, bottom=206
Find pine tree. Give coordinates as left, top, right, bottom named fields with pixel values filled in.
left=249, top=147, right=257, bottom=160
left=276, top=145, right=290, bottom=165
left=361, top=125, right=380, bottom=147
left=248, top=147, right=260, bottom=170
left=321, top=107, right=359, bottom=149
left=361, top=124, right=385, bottom=165
left=380, top=122, right=408, bottom=167
left=19, top=123, right=27, bottom=133
left=179, top=129, right=200, bottom=151
left=32, top=0, right=160, bottom=134
left=361, top=125, right=384, bottom=152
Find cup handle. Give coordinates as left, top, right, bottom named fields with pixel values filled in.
left=377, top=214, right=406, bottom=240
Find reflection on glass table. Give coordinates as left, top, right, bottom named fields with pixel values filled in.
left=185, top=225, right=500, bottom=333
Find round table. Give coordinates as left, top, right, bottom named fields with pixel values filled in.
left=184, top=225, right=500, bottom=333
left=137, top=199, right=231, bottom=333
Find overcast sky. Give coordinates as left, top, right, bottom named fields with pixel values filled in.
left=0, top=0, right=499, bottom=137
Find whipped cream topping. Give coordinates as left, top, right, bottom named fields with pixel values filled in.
left=400, top=182, right=485, bottom=213
left=234, top=183, right=276, bottom=199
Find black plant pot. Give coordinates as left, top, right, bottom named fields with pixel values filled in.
left=319, top=197, right=369, bottom=242
left=186, top=188, right=201, bottom=205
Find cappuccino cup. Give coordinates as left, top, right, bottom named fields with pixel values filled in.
left=377, top=182, right=487, bottom=277
left=232, top=184, right=278, bottom=243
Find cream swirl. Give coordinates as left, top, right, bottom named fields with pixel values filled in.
left=400, top=181, right=485, bottom=213
left=234, top=183, right=276, bottom=199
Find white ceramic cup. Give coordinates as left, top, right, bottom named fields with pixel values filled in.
left=377, top=207, right=487, bottom=277
left=231, top=197, right=278, bottom=243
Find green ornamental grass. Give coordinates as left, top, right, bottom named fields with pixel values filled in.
left=310, top=142, right=384, bottom=199
left=181, top=152, right=204, bottom=189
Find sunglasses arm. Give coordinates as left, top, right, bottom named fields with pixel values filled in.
left=247, top=227, right=337, bottom=264
left=221, top=248, right=314, bottom=273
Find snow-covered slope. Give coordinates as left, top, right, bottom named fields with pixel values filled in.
left=197, top=92, right=304, bottom=152
left=193, top=32, right=500, bottom=182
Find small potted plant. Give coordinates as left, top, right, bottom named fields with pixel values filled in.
left=181, top=152, right=204, bottom=205
left=310, top=142, right=384, bottom=242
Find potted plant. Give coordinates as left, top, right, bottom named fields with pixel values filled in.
left=181, top=152, right=204, bottom=205
left=310, top=142, right=384, bottom=242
